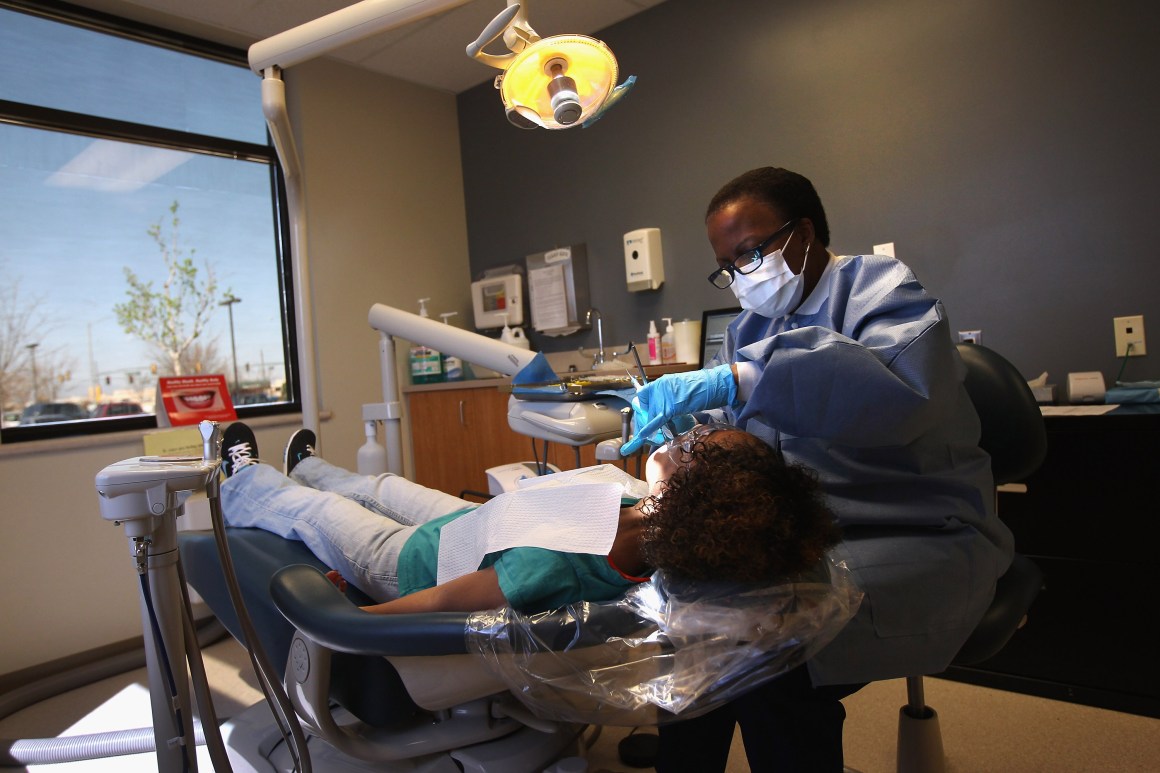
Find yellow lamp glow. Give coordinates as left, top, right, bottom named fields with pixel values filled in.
left=497, top=34, right=619, bottom=129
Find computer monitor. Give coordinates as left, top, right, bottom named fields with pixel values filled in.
left=700, top=306, right=742, bottom=367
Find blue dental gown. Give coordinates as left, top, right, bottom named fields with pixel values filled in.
left=709, top=252, right=1014, bottom=685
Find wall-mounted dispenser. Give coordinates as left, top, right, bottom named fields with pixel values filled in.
left=624, top=227, right=664, bottom=292
left=471, top=264, right=525, bottom=329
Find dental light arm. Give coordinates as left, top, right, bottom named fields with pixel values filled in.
left=252, top=1, right=629, bottom=439
left=248, top=0, right=475, bottom=438
left=249, top=0, right=475, bottom=74
left=369, top=303, right=539, bottom=377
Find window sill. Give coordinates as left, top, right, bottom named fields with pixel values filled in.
left=0, top=411, right=331, bottom=460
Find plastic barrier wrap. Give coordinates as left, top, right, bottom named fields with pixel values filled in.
left=465, top=559, right=862, bottom=726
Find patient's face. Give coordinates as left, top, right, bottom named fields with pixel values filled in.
left=644, top=423, right=752, bottom=495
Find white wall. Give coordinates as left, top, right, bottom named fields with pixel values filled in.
left=0, top=57, right=473, bottom=676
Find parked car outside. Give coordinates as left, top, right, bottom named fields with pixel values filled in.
left=19, top=402, right=90, bottom=424
left=92, top=401, right=146, bottom=418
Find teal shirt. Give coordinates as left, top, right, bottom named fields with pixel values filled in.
left=397, top=496, right=642, bottom=612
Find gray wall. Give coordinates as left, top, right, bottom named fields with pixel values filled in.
left=458, top=0, right=1159, bottom=387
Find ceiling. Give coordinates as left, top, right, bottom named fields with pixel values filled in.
left=70, top=0, right=666, bottom=94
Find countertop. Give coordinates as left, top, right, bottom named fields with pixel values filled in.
left=401, top=362, right=695, bottom=394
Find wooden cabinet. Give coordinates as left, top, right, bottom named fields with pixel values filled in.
left=407, top=385, right=602, bottom=499
left=406, top=363, right=693, bottom=497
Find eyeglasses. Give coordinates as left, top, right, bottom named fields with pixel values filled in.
left=707, top=218, right=797, bottom=289
left=663, top=421, right=735, bottom=466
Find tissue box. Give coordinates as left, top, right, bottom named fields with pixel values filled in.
left=1030, top=384, right=1056, bottom=404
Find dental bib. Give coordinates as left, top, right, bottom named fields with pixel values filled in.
left=437, top=465, right=645, bottom=585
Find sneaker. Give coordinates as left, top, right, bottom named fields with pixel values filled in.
left=284, top=428, right=317, bottom=476
left=221, top=422, right=259, bottom=478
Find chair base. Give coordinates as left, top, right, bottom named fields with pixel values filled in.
left=220, top=700, right=581, bottom=772
left=896, top=705, right=946, bottom=773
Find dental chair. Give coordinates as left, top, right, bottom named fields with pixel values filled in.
left=179, top=522, right=859, bottom=772
left=179, top=526, right=586, bottom=772
left=894, top=343, right=1047, bottom=773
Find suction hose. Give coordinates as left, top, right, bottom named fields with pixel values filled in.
left=0, top=619, right=227, bottom=767
left=1, top=724, right=210, bottom=767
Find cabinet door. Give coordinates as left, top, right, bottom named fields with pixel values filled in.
left=409, top=387, right=632, bottom=497
left=409, top=389, right=480, bottom=496
left=408, top=388, right=539, bottom=497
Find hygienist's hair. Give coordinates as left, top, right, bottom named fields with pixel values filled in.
left=706, top=166, right=831, bottom=247
left=641, top=431, right=840, bottom=584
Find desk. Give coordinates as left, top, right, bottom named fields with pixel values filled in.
left=944, top=406, right=1160, bottom=717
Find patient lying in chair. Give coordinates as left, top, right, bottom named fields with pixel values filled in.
left=218, top=421, right=839, bottom=616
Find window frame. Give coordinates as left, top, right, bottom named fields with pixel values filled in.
left=0, top=0, right=299, bottom=444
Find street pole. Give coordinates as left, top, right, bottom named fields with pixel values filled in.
left=219, top=295, right=242, bottom=398
left=26, top=342, right=40, bottom=403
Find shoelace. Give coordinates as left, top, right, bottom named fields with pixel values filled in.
left=227, top=442, right=256, bottom=472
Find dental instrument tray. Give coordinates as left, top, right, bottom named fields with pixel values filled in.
left=509, top=374, right=634, bottom=401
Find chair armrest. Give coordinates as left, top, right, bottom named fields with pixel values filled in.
left=270, top=564, right=470, bottom=656
left=271, top=564, right=652, bottom=657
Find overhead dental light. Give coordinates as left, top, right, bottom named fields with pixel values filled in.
left=467, top=2, right=636, bottom=129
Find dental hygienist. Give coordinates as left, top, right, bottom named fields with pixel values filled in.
left=622, top=166, right=1015, bottom=773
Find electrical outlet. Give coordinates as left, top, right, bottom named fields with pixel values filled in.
left=1113, top=315, right=1146, bottom=357
left=873, top=242, right=895, bottom=258
left=958, top=330, right=982, bottom=345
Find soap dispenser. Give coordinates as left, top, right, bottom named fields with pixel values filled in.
left=356, top=420, right=389, bottom=475
left=661, top=317, right=676, bottom=364
left=438, top=311, right=465, bottom=381
left=409, top=298, right=443, bottom=384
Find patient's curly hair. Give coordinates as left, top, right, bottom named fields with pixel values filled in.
left=641, top=434, right=840, bottom=584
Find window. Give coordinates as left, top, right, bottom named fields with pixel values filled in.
left=0, top=1, right=296, bottom=442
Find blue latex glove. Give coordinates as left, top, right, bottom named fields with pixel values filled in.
left=620, top=365, right=737, bottom=455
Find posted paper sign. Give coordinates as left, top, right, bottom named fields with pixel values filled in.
left=156, top=375, right=236, bottom=427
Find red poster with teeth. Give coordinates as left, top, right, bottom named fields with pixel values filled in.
left=156, top=375, right=237, bottom=427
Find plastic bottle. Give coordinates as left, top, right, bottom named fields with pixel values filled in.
left=409, top=298, right=443, bottom=384
left=500, top=313, right=531, bottom=350
left=356, top=420, right=389, bottom=475
left=661, top=317, right=676, bottom=364
left=438, top=311, right=465, bottom=381
left=646, top=320, right=662, bottom=365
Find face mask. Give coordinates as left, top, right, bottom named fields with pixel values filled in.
left=729, top=235, right=810, bottom=318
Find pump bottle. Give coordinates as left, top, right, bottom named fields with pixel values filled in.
left=661, top=317, right=677, bottom=364
left=409, top=298, right=443, bottom=384
left=647, top=320, right=662, bottom=365
left=500, top=313, right=531, bottom=350
left=356, top=420, right=389, bottom=475
left=438, top=311, right=465, bottom=381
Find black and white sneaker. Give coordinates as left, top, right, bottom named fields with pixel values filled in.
left=284, top=428, right=317, bottom=476
left=221, top=422, right=259, bottom=478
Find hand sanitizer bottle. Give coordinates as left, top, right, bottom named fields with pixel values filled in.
left=438, top=311, right=465, bottom=381
left=661, top=317, right=677, bottom=364
left=409, top=298, right=443, bottom=384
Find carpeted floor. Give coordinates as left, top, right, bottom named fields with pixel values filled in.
left=1, top=635, right=1156, bottom=771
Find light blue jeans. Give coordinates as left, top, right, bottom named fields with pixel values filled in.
left=220, top=458, right=473, bottom=601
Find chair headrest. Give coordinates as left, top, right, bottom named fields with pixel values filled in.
left=955, top=343, right=1047, bottom=484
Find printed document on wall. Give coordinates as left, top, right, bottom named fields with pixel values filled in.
left=529, top=263, right=570, bottom=331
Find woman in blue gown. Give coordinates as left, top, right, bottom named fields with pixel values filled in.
left=623, top=166, right=1014, bottom=772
